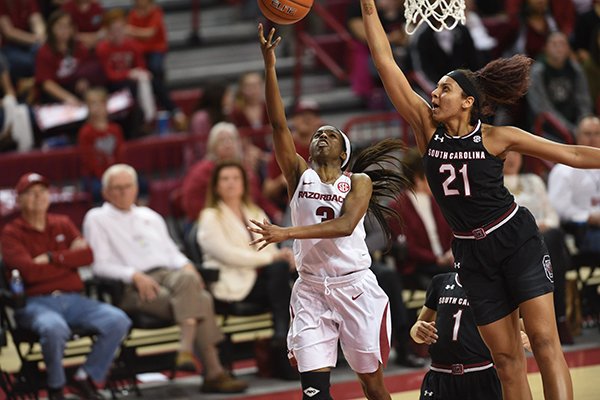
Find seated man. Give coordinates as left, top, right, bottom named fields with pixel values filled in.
left=0, top=173, right=131, bottom=400
left=82, top=164, right=248, bottom=394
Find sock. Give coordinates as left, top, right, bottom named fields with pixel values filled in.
left=73, top=367, right=88, bottom=381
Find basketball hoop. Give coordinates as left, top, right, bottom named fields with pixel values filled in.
left=404, top=0, right=466, bottom=35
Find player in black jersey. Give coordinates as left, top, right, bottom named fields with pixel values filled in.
left=411, top=272, right=502, bottom=400
left=362, top=1, right=600, bottom=399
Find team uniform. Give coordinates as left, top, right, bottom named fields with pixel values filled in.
left=423, top=121, right=554, bottom=325
left=420, top=273, right=501, bottom=400
left=288, top=168, right=391, bottom=374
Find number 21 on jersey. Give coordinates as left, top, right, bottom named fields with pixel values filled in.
left=440, top=164, right=471, bottom=196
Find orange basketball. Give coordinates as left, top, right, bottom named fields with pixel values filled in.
left=258, top=0, right=313, bottom=25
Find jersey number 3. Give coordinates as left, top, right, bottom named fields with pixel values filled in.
left=316, top=206, right=335, bottom=222
left=440, top=164, right=471, bottom=196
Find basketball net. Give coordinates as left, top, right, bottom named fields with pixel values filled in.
left=404, top=0, right=466, bottom=35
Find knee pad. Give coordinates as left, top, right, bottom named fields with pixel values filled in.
left=300, top=371, right=333, bottom=400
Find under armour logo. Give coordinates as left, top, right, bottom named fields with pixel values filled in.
left=424, top=390, right=434, bottom=396
left=304, top=387, right=321, bottom=397
left=454, top=262, right=461, bottom=269
left=434, top=135, right=444, bottom=142
left=445, top=284, right=455, bottom=290
left=473, top=135, right=482, bottom=143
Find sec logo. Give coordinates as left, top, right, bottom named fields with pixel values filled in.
left=337, top=181, right=350, bottom=193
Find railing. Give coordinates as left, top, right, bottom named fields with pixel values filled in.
left=293, top=0, right=355, bottom=104
left=533, top=111, right=574, bottom=145
left=342, top=112, right=414, bottom=147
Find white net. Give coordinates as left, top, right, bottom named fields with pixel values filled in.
left=404, top=0, right=466, bottom=35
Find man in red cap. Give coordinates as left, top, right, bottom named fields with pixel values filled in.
left=0, top=173, right=131, bottom=400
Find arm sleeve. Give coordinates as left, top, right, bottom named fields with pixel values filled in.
left=197, top=210, right=274, bottom=270
left=149, top=209, right=190, bottom=269
left=83, top=211, right=138, bottom=283
left=48, top=218, right=94, bottom=268
left=572, top=62, right=593, bottom=121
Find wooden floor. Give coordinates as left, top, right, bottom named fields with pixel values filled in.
left=2, top=326, right=599, bottom=399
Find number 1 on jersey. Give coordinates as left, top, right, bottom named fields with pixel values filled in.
left=452, top=309, right=463, bottom=341
left=440, top=164, right=471, bottom=196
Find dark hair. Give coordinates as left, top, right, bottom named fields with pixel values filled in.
left=46, top=10, right=75, bottom=55
left=349, top=138, right=411, bottom=249
left=401, top=147, right=424, bottom=188
left=205, top=161, right=252, bottom=209
left=196, top=81, right=229, bottom=125
left=460, top=55, right=533, bottom=124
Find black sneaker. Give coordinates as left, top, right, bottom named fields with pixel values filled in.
left=69, top=377, right=105, bottom=400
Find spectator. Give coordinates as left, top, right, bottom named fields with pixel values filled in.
left=346, top=0, right=407, bottom=101
left=181, top=122, right=280, bottom=224
left=78, top=87, right=124, bottom=203
left=389, top=148, right=454, bottom=290
left=408, top=24, right=484, bottom=91
left=189, top=81, right=232, bottom=138
left=506, top=0, right=576, bottom=36
left=503, top=151, right=574, bottom=344
left=0, top=53, right=34, bottom=152
left=527, top=32, right=592, bottom=138
left=96, top=8, right=156, bottom=126
left=0, top=0, right=46, bottom=80
left=197, top=161, right=297, bottom=380
left=364, top=215, right=429, bottom=369
left=582, top=26, right=600, bottom=108
left=548, top=116, right=600, bottom=230
left=126, top=0, right=186, bottom=131
left=573, top=0, right=600, bottom=62
left=0, top=172, right=131, bottom=400
left=61, top=0, right=104, bottom=49
left=263, top=99, right=320, bottom=211
left=229, top=71, right=271, bottom=151
left=35, top=10, right=103, bottom=105
left=509, top=0, right=561, bottom=59
left=83, top=164, right=249, bottom=394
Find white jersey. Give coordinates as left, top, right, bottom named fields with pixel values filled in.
left=290, top=169, right=371, bottom=277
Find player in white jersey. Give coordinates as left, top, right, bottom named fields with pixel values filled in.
left=252, top=25, right=410, bottom=400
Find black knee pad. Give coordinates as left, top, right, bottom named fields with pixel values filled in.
left=300, top=371, right=333, bottom=400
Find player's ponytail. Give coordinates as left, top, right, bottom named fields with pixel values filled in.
left=349, top=138, right=411, bottom=249
left=473, top=54, right=533, bottom=117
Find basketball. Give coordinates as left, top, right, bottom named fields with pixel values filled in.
left=258, top=0, right=313, bottom=25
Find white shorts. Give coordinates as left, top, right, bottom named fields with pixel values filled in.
left=287, top=269, right=391, bottom=374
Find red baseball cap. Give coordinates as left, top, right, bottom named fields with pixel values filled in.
left=15, top=173, right=49, bottom=194
left=293, top=99, right=320, bottom=115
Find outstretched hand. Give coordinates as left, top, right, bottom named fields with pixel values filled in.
left=247, top=218, right=289, bottom=251
left=258, top=23, right=281, bottom=68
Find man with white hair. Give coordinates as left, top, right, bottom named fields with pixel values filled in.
left=82, top=164, right=248, bottom=394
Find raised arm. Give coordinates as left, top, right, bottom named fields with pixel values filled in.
left=360, top=0, right=435, bottom=152
left=248, top=173, right=373, bottom=250
left=259, top=24, right=307, bottom=193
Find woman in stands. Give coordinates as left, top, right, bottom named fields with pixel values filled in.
left=361, top=1, right=600, bottom=398
left=250, top=24, right=410, bottom=400
left=197, top=160, right=296, bottom=380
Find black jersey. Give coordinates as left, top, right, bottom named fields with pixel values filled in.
left=425, top=272, right=492, bottom=365
left=423, top=121, right=514, bottom=232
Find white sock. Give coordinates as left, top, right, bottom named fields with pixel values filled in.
left=74, top=367, right=88, bottom=381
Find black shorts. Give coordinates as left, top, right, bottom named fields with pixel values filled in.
left=419, top=368, right=502, bottom=400
left=452, top=207, right=554, bottom=326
